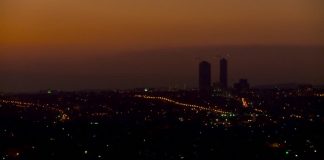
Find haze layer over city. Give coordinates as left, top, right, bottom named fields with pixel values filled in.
left=0, top=0, right=324, bottom=160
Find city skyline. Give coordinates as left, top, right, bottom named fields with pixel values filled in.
left=1, top=0, right=324, bottom=92
left=1, top=1, right=324, bottom=159
left=1, top=45, right=323, bottom=92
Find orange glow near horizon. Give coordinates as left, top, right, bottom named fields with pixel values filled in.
left=1, top=0, right=323, bottom=50
left=1, top=0, right=324, bottom=92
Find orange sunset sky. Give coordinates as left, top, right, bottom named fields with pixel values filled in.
left=0, top=0, right=324, bottom=92
left=1, top=0, right=324, bottom=48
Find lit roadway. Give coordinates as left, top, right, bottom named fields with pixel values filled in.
left=134, top=95, right=234, bottom=116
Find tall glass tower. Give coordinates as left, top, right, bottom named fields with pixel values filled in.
left=199, top=61, right=211, bottom=93
left=220, top=58, right=228, bottom=89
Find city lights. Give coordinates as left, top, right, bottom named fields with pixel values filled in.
left=134, top=95, right=234, bottom=116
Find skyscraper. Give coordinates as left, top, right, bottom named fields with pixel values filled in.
left=220, top=58, right=228, bottom=89
left=199, top=61, right=211, bottom=93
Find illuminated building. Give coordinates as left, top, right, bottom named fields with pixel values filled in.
left=220, top=58, right=228, bottom=89
left=199, top=61, right=211, bottom=94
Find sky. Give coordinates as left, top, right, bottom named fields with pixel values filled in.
left=1, top=0, right=324, bottom=92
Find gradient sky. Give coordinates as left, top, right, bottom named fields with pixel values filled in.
left=1, top=0, right=324, bottom=92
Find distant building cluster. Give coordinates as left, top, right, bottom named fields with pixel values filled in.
left=198, top=58, right=250, bottom=95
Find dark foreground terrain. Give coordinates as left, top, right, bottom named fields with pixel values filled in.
left=0, top=90, right=323, bottom=160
